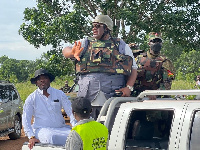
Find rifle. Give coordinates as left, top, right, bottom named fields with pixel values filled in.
left=67, top=74, right=79, bottom=93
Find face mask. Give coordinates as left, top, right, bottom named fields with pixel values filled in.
left=150, top=43, right=162, bottom=55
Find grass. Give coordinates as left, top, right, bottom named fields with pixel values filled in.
left=15, top=76, right=75, bottom=103
left=15, top=79, right=197, bottom=103
left=15, top=80, right=70, bottom=103
left=171, top=80, right=196, bottom=90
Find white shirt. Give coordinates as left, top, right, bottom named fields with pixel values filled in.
left=22, top=86, right=76, bottom=138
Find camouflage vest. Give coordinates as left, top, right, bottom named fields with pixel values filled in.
left=134, top=52, right=166, bottom=90
left=76, top=38, right=133, bottom=76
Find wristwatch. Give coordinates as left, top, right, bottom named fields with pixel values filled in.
left=126, top=85, right=133, bottom=91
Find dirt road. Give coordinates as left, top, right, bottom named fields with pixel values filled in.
left=0, top=129, right=28, bottom=150
left=0, top=117, right=70, bottom=150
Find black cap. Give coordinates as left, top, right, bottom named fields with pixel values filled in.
left=72, top=97, right=92, bottom=114
left=30, top=68, right=55, bottom=84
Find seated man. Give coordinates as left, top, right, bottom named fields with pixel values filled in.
left=22, top=68, right=76, bottom=149
left=66, top=97, right=108, bottom=150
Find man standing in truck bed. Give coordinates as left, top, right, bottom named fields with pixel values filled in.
left=62, top=15, right=137, bottom=119
left=133, top=32, right=175, bottom=99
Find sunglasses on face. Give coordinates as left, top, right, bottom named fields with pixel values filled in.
left=150, top=38, right=162, bottom=43
left=92, top=24, right=103, bottom=29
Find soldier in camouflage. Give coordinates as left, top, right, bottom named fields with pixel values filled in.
left=132, top=32, right=175, bottom=99
left=62, top=15, right=138, bottom=119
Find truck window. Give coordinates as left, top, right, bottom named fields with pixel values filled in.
left=125, top=109, right=174, bottom=150
left=189, top=110, right=200, bottom=150
left=0, top=85, right=9, bottom=103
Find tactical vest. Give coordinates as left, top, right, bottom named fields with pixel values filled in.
left=72, top=120, right=108, bottom=150
left=134, top=53, right=167, bottom=90
left=76, top=38, right=133, bottom=76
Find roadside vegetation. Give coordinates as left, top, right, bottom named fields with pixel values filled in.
left=16, top=79, right=197, bottom=103
left=0, top=1, right=199, bottom=102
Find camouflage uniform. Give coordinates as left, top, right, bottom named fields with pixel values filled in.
left=75, top=37, right=137, bottom=119
left=132, top=32, right=175, bottom=96
left=69, top=15, right=137, bottom=120
left=77, top=37, right=135, bottom=101
left=76, top=37, right=133, bottom=76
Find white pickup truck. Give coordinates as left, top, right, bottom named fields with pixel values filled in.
left=22, top=90, right=200, bottom=150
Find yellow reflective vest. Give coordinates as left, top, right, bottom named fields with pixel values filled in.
left=72, top=120, right=108, bottom=150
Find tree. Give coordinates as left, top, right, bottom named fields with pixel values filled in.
left=0, top=56, right=36, bottom=82
left=175, top=50, right=200, bottom=81
left=35, top=47, right=75, bottom=77
left=19, top=0, right=200, bottom=52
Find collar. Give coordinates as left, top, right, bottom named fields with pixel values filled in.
left=75, top=118, right=94, bottom=126
left=147, top=50, right=160, bottom=59
left=37, top=86, right=51, bottom=95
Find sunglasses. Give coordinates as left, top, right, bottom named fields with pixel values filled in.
left=92, top=24, right=103, bottom=29
left=150, top=38, right=162, bottom=43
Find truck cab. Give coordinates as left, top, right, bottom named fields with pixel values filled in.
left=97, top=90, right=200, bottom=150
left=22, top=90, right=200, bottom=150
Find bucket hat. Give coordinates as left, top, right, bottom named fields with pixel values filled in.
left=30, top=68, right=55, bottom=84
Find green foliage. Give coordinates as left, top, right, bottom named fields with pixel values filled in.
left=19, top=0, right=90, bottom=48
left=19, top=0, right=200, bottom=52
left=161, top=40, right=183, bottom=63
left=17, top=0, right=200, bottom=82
left=17, top=79, right=198, bottom=103
left=171, top=80, right=195, bottom=90
left=36, top=48, right=75, bottom=77
left=0, top=56, right=35, bottom=82
left=0, top=53, right=74, bottom=83
left=16, top=75, right=74, bottom=103
left=15, top=82, right=37, bottom=103
left=170, top=80, right=197, bottom=100
left=174, top=50, right=200, bottom=81
left=51, top=75, right=75, bottom=89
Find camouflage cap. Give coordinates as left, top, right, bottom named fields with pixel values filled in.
left=148, top=32, right=162, bottom=41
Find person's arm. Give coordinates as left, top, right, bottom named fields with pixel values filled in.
left=126, top=68, right=137, bottom=87
left=22, top=95, right=35, bottom=138
left=115, top=44, right=138, bottom=97
left=65, top=130, right=83, bottom=150
left=115, top=68, right=137, bottom=97
left=62, top=46, right=74, bottom=58
left=22, top=94, right=40, bottom=149
left=61, top=92, right=77, bottom=127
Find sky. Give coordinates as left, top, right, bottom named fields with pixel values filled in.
left=0, top=0, right=51, bottom=60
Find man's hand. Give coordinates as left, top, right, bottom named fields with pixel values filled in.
left=28, top=137, right=40, bottom=150
left=115, top=87, right=131, bottom=97
left=72, top=41, right=84, bottom=61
